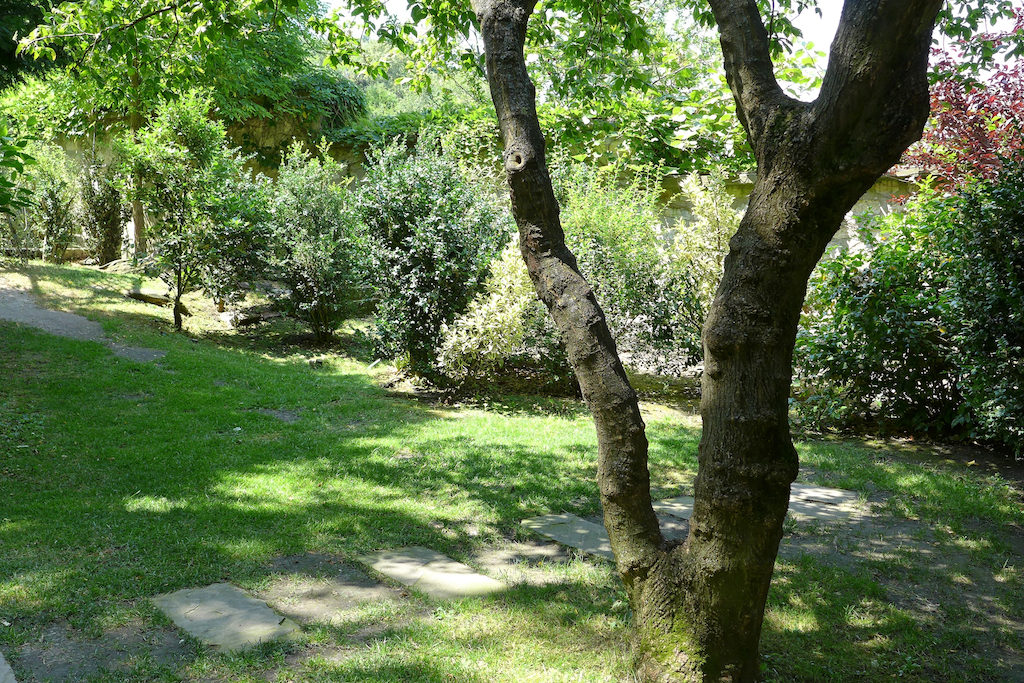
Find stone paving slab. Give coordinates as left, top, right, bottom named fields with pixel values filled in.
left=0, top=650, right=15, bottom=683
left=527, top=483, right=861, bottom=558
left=653, top=496, right=694, bottom=519
left=787, top=498, right=860, bottom=522
left=790, top=483, right=859, bottom=505
left=358, top=547, right=506, bottom=600
left=653, top=488, right=858, bottom=524
left=152, top=583, right=300, bottom=652
left=521, top=514, right=615, bottom=560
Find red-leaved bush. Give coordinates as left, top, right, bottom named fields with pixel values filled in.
left=902, top=9, right=1024, bottom=183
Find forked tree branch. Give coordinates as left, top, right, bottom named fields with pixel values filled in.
left=812, top=0, right=944, bottom=173
left=706, top=0, right=796, bottom=145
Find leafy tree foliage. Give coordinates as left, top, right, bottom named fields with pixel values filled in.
left=904, top=11, right=1024, bottom=183
left=31, top=143, right=76, bottom=262
left=120, top=92, right=267, bottom=329
left=77, top=158, right=127, bottom=265
left=0, top=0, right=57, bottom=89
left=17, top=0, right=363, bottom=142
left=0, top=118, right=33, bottom=215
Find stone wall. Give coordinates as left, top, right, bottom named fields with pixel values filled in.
left=659, top=172, right=916, bottom=251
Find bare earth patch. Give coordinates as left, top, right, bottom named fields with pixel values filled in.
left=16, top=621, right=191, bottom=682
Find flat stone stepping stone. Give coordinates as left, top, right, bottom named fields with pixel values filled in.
left=790, top=483, right=859, bottom=505
left=521, top=514, right=614, bottom=560
left=152, top=583, right=300, bottom=652
left=358, top=547, right=505, bottom=600
left=653, top=496, right=694, bottom=519
left=787, top=498, right=860, bottom=522
left=526, top=484, right=860, bottom=559
left=655, top=487, right=859, bottom=524
left=0, top=650, right=15, bottom=683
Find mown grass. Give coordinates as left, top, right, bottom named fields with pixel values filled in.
left=1, top=262, right=1021, bottom=682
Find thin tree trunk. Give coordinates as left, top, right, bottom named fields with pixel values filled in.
left=471, top=0, right=943, bottom=680
left=173, top=268, right=183, bottom=330
left=129, top=65, right=146, bottom=257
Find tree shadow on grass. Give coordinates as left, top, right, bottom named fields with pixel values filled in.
left=0, top=320, right=630, bottom=679
left=6, top=294, right=1019, bottom=682
left=759, top=550, right=1023, bottom=682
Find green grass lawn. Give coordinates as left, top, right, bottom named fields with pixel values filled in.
left=1, top=262, right=1022, bottom=682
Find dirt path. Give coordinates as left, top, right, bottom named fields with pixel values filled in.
left=0, top=284, right=166, bottom=362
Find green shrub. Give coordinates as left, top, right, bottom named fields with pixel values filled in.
left=201, top=164, right=273, bottom=310
left=26, top=142, right=77, bottom=263
left=268, top=143, right=367, bottom=342
left=946, top=160, right=1024, bottom=455
left=438, top=238, right=573, bottom=392
left=554, top=163, right=706, bottom=373
left=795, top=168, right=1024, bottom=456
left=357, top=139, right=511, bottom=375
left=78, top=158, right=127, bottom=264
left=0, top=119, right=33, bottom=216
left=795, top=196, right=960, bottom=434
left=672, top=170, right=741, bottom=314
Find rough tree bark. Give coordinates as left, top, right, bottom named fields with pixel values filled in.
left=470, top=0, right=942, bottom=680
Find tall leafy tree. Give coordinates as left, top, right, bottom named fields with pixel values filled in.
left=904, top=9, right=1024, bottom=182
left=19, top=0, right=320, bottom=251
left=0, top=0, right=57, bottom=88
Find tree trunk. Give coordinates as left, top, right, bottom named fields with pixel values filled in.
left=471, top=0, right=943, bottom=680
left=129, top=65, right=146, bottom=257
left=173, top=269, right=183, bottom=330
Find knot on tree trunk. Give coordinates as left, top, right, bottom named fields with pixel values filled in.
left=504, top=146, right=531, bottom=173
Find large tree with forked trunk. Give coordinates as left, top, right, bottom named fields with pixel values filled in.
left=469, top=0, right=944, bottom=679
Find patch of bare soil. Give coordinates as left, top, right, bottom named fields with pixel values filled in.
left=17, top=621, right=191, bottom=682
left=258, top=553, right=404, bottom=628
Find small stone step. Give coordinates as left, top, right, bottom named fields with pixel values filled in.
left=358, top=547, right=505, bottom=600
left=152, top=583, right=300, bottom=652
left=790, top=483, right=859, bottom=505
left=654, top=486, right=859, bottom=524
left=0, top=650, right=16, bottom=683
left=521, top=514, right=614, bottom=560
left=787, top=498, right=860, bottom=522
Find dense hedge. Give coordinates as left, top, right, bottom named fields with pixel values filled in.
left=795, top=161, right=1024, bottom=456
